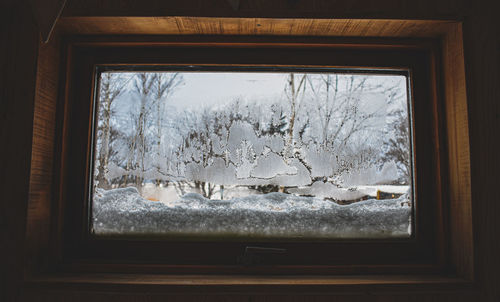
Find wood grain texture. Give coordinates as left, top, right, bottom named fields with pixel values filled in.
left=441, top=23, right=473, bottom=280
left=25, top=32, right=61, bottom=277
left=25, top=273, right=468, bottom=285
left=46, top=40, right=444, bottom=276
left=57, top=17, right=454, bottom=37
left=24, top=273, right=473, bottom=291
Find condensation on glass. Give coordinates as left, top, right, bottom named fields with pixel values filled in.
left=91, top=69, right=414, bottom=239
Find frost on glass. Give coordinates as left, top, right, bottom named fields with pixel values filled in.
left=92, top=71, right=413, bottom=238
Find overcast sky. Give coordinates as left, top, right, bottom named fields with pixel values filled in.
left=109, top=72, right=407, bottom=115
left=114, top=72, right=290, bottom=109
left=170, top=72, right=289, bottom=108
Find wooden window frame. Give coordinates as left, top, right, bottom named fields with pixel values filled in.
left=25, top=19, right=473, bottom=292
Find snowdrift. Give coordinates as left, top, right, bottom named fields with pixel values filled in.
left=93, top=187, right=412, bottom=238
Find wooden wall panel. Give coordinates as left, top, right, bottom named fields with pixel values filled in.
left=460, top=9, right=500, bottom=302
left=28, top=0, right=66, bottom=42
left=57, top=17, right=454, bottom=37
left=62, top=0, right=467, bottom=20
left=0, top=1, right=39, bottom=302
left=441, top=23, right=473, bottom=280
left=25, top=33, right=61, bottom=277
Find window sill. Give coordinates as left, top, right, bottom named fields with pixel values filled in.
left=25, top=273, right=475, bottom=294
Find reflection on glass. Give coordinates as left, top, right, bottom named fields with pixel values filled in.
left=92, top=70, right=413, bottom=238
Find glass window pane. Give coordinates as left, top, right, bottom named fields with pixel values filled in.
left=91, top=70, right=413, bottom=238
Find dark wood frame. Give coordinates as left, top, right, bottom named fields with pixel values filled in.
left=50, top=36, right=445, bottom=275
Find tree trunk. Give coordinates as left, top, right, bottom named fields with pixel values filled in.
left=97, top=76, right=111, bottom=189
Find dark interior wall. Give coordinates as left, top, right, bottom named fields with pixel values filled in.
left=1, top=0, right=498, bottom=301
left=462, top=5, right=499, bottom=300
left=0, top=1, right=39, bottom=302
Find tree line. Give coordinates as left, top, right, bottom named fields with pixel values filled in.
left=94, top=72, right=411, bottom=199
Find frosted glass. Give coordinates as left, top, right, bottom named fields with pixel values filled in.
left=91, top=71, right=413, bottom=238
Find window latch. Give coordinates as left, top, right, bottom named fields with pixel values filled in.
left=238, top=246, right=287, bottom=266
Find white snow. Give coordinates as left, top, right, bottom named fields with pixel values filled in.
left=356, top=185, right=410, bottom=197
left=288, top=181, right=366, bottom=201
left=92, top=187, right=411, bottom=238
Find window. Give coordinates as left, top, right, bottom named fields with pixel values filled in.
left=91, top=69, right=413, bottom=239
left=53, top=40, right=446, bottom=273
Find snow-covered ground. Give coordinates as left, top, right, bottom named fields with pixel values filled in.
left=135, top=182, right=410, bottom=203
left=138, top=182, right=262, bottom=203
left=92, top=187, right=412, bottom=238
left=356, top=185, right=410, bottom=197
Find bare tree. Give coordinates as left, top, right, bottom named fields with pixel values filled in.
left=306, top=74, right=339, bottom=146
left=382, top=109, right=411, bottom=183
left=124, top=73, right=155, bottom=188
left=96, top=72, right=130, bottom=189
left=176, top=108, right=229, bottom=199
left=306, top=75, right=401, bottom=149
left=280, top=73, right=307, bottom=192
left=284, top=73, right=307, bottom=154
left=152, top=73, right=183, bottom=186
left=97, top=71, right=408, bottom=203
